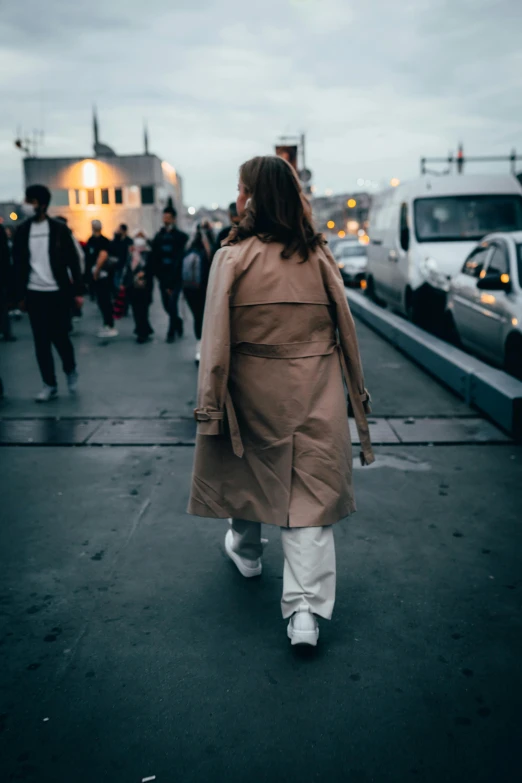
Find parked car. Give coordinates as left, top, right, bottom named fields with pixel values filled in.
left=445, top=231, right=522, bottom=378
left=366, top=175, right=522, bottom=326
left=333, top=240, right=368, bottom=286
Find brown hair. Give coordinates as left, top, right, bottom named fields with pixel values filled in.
left=227, top=155, right=324, bottom=261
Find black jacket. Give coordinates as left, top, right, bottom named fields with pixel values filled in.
left=0, top=224, right=10, bottom=293
left=12, top=216, right=84, bottom=300
left=150, top=226, right=189, bottom=288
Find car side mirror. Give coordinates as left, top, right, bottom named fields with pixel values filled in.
left=477, top=273, right=510, bottom=291
left=400, top=227, right=410, bottom=252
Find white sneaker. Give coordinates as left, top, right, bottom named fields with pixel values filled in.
left=224, top=528, right=262, bottom=578
left=97, top=326, right=118, bottom=338
left=66, top=370, right=78, bottom=394
left=287, top=608, right=319, bottom=647
left=35, top=385, right=58, bottom=403
left=195, top=340, right=202, bottom=365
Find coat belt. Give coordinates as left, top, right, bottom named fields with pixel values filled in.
left=232, top=340, right=337, bottom=358
left=196, top=343, right=373, bottom=464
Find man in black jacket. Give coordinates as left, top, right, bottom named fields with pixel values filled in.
left=0, top=223, right=12, bottom=397
left=150, top=206, right=188, bottom=342
left=12, top=184, right=84, bottom=402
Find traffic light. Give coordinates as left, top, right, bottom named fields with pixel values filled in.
left=457, top=144, right=464, bottom=174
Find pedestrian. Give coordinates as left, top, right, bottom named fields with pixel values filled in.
left=214, top=201, right=240, bottom=250
left=129, top=231, right=154, bottom=343
left=86, top=220, right=118, bottom=338
left=0, top=222, right=13, bottom=398
left=182, top=221, right=214, bottom=364
left=56, top=216, right=85, bottom=329
left=150, top=205, right=188, bottom=343
left=0, top=222, right=16, bottom=342
left=188, top=155, right=374, bottom=647
left=111, top=223, right=133, bottom=294
left=12, top=184, right=84, bottom=402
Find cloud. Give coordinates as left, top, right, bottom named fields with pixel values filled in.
left=0, top=0, right=521, bottom=205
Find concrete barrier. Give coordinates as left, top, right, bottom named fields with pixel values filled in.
left=346, top=290, right=522, bottom=440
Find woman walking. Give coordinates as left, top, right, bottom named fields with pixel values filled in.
left=188, top=156, right=374, bottom=647
left=182, top=221, right=214, bottom=364
left=128, top=231, right=154, bottom=343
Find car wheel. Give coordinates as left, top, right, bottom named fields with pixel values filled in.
left=366, top=275, right=385, bottom=307
left=444, top=311, right=461, bottom=347
left=504, top=333, right=522, bottom=380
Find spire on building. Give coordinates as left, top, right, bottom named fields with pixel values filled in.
left=92, top=106, right=117, bottom=158
left=144, top=122, right=150, bottom=155
left=93, top=105, right=99, bottom=150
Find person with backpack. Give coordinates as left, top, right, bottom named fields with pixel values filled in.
left=150, top=206, right=189, bottom=343
left=128, top=231, right=154, bottom=344
left=182, top=221, right=214, bottom=364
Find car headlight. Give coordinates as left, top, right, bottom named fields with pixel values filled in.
left=420, top=257, right=439, bottom=277
left=420, top=257, right=451, bottom=293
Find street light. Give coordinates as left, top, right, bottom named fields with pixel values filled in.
left=327, top=220, right=335, bottom=229
left=9, top=212, right=18, bottom=221
left=390, top=178, right=400, bottom=187
left=338, top=230, right=346, bottom=238
left=347, top=199, right=357, bottom=208
left=188, top=207, right=196, bottom=215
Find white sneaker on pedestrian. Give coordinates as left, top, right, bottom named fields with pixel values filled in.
left=35, top=385, right=58, bottom=403
left=66, top=370, right=79, bottom=394
left=287, top=608, right=319, bottom=647
left=97, top=326, right=118, bottom=338
left=195, top=340, right=202, bottom=365
left=224, top=528, right=262, bottom=578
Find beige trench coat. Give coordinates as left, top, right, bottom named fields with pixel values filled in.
left=187, top=236, right=374, bottom=528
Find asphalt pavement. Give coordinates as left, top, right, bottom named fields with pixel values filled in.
left=0, top=290, right=521, bottom=783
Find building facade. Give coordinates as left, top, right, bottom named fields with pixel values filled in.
left=22, top=114, right=184, bottom=241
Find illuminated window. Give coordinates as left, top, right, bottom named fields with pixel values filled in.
left=115, top=188, right=123, bottom=204
left=52, top=189, right=69, bottom=207
left=87, top=189, right=95, bottom=205
left=101, top=188, right=110, bottom=205
left=141, top=186, right=154, bottom=205
left=69, top=189, right=81, bottom=206
left=126, top=186, right=140, bottom=207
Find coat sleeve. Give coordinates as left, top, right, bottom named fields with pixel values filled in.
left=194, top=247, right=237, bottom=438
left=322, top=245, right=375, bottom=465
left=61, top=225, right=84, bottom=294
left=12, top=223, right=28, bottom=302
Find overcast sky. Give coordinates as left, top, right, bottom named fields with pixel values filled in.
left=1, top=0, right=521, bottom=206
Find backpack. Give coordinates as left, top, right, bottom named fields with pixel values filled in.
left=182, top=249, right=204, bottom=290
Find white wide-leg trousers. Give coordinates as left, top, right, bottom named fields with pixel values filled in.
left=229, top=519, right=336, bottom=620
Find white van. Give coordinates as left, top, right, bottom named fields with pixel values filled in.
left=366, top=175, right=522, bottom=325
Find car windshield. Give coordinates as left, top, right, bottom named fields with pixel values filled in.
left=414, top=195, right=522, bottom=242
left=341, top=244, right=367, bottom=257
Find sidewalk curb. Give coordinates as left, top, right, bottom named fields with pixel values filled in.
left=347, top=290, right=522, bottom=440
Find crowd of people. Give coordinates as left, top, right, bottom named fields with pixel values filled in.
left=0, top=185, right=240, bottom=401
